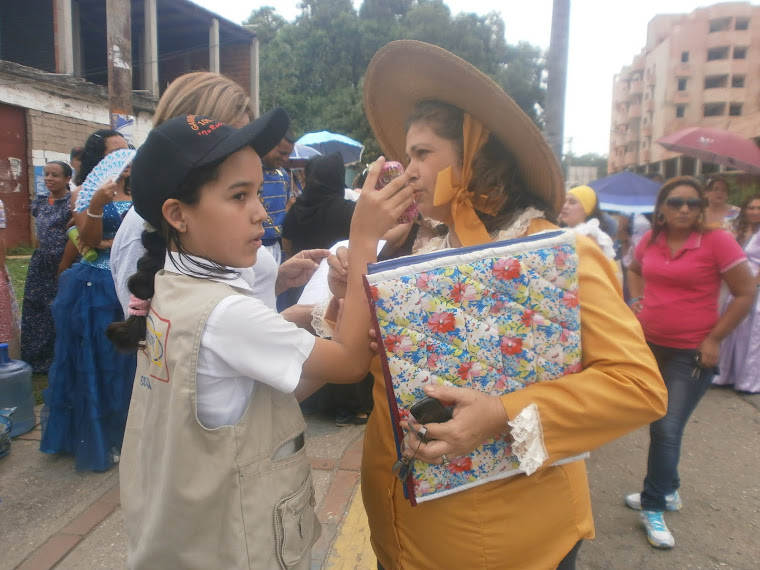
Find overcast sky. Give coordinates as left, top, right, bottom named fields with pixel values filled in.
left=192, top=0, right=744, bottom=156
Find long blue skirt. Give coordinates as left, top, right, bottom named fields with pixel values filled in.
left=40, top=262, right=136, bottom=471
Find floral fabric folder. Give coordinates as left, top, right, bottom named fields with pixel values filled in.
left=364, top=230, right=584, bottom=505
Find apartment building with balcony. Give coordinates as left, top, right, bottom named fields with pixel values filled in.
left=609, top=2, right=760, bottom=178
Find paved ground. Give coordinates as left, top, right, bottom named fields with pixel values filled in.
left=1, top=388, right=758, bottom=569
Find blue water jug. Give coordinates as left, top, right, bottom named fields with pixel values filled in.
left=0, top=343, right=36, bottom=436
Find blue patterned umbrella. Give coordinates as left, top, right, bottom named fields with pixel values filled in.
left=289, top=144, right=321, bottom=160
left=296, top=131, right=364, bottom=165
left=588, top=171, right=662, bottom=214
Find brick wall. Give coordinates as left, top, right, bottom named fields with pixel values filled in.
left=158, top=48, right=209, bottom=92
left=27, top=110, right=106, bottom=158
left=220, top=42, right=252, bottom=96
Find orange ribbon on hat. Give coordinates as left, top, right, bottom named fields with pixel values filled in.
left=432, top=114, right=492, bottom=246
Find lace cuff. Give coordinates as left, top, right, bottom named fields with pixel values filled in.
left=311, top=296, right=334, bottom=338
left=507, top=403, right=548, bottom=476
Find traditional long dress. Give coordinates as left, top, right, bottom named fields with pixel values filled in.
left=714, top=229, right=760, bottom=393
left=21, top=193, right=71, bottom=373
left=40, top=200, right=136, bottom=471
left=0, top=199, right=21, bottom=358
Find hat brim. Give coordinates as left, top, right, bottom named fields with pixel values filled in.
left=363, top=41, right=564, bottom=214
left=198, top=107, right=290, bottom=168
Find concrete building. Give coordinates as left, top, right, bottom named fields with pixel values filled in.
left=566, top=165, right=601, bottom=189
left=0, top=0, right=258, bottom=247
left=609, top=2, right=760, bottom=178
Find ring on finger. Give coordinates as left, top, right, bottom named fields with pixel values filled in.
left=441, top=454, right=450, bottom=466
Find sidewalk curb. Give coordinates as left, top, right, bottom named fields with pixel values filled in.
left=311, top=434, right=364, bottom=569
left=15, top=483, right=120, bottom=570
left=13, top=432, right=366, bottom=570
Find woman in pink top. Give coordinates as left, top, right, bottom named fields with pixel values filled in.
left=625, top=176, right=754, bottom=549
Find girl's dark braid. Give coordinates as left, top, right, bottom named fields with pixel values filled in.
left=106, top=230, right=165, bottom=352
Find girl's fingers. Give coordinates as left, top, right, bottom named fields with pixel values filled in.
left=361, top=157, right=386, bottom=192
left=336, top=246, right=349, bottom=268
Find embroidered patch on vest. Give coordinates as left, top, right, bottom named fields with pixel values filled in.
left=142, top=307, right=172, bottom=383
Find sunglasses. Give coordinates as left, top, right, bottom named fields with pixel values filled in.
left=392, top=428, right=425, bottom=482
left=665, top=197, right=703, bottom=210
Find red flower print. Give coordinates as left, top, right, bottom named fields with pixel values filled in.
left=457, top=361, right=483, bottom=381
left=493, top=258, right=521, bottom=280
left=555, top=251, right=568, bottom=268
left=427, top=311, right=456, bottom=334
left=446, top=456, right=472, bottom=473
left=500, top=336, right=523, bottom=355
left=562, top=292, right=579, bottom=308
left=383, top=334, right=413, bottom=355
left=370, top=285, right=379, bottom=301
left=451, top=282, right=477, bottom=303
left=489, top=300, right=505, bottom=315
left=520, top=309, right=533, bottom=327
left=416, top=273, right=431, bottom=290
left=451, top=282, right=467, bottom=303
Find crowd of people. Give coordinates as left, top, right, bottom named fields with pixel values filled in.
left=0, top=40, right=758, bottom=568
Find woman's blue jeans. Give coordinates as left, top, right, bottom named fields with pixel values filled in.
left=640, top=343, right=714, bottom=511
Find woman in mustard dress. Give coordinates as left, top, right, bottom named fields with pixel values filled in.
left=327, top=41, right=668, bottom=569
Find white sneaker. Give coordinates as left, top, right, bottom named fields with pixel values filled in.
left=625, top=490, right=682, bottom=511
left=640, top=510, right=675, bottom=549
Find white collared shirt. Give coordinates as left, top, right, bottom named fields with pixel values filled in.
left=112, top=208, right=281, bottom=315
left=163, top=253, right=315, bottom=428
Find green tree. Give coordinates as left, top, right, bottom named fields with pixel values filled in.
left=243, top=7, right=287, bottom=44
left=245, top=0, right=547, bottom=164
left=564, top=152, right=609, bottom=180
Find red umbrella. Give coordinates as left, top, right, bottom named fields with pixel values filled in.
left=657, top=126, right=760, bottom=174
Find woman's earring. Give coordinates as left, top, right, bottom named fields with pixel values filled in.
left=657, top=212, right=665, bottom=224
left=178, top=223, right=186, bottom=232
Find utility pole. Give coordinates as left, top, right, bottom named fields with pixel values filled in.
left=107, top=0, right=134, bottom=145
left=545, top=0, right=570, bottom=162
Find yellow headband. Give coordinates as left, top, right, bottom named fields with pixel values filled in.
left=568, top=185, right=597, bottom=216
left=432, top=114, right=491, bottom=246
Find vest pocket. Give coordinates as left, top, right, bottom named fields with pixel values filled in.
left=273, top=470, right=321, bottom=569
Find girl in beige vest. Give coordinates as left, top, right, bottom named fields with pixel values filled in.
left=107, top=109, right=412, bottom=569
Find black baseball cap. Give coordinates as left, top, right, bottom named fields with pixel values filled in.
left=131, top=107, right=289, bottom=229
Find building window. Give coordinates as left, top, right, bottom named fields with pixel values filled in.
left=704, top=75, right=728, bottom=89
left=734, top=46, right=748, bottom=59
left=709, top=17, right=731, bottom=32
left=735, top=17, right=750, bottom=30
left=732, top=75, right=746, bottom=88
left=676, top=104, right=686, bottom=118
left=703, top=102, right=726, bottom=117
left=681, top=156, right=697, bottom=176
left=707, top=46, right=730, bottom=60
left=681, top=51, right=690, bottom=63
left=677, top=78, right=688, bottom=91
left=729, top=103, right=743, bottom=116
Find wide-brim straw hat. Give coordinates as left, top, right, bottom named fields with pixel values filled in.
left=364, top=40, right=564, bottom=214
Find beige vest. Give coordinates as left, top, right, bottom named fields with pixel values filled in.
left=120, top=271, right=320, bottom=569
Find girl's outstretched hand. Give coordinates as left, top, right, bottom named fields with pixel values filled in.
left=327, top=246, right=349, bottom=300
left=351, top=157, right=413, bottom=243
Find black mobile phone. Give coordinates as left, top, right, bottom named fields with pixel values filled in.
left=409, top=396, right=453, bottom=425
